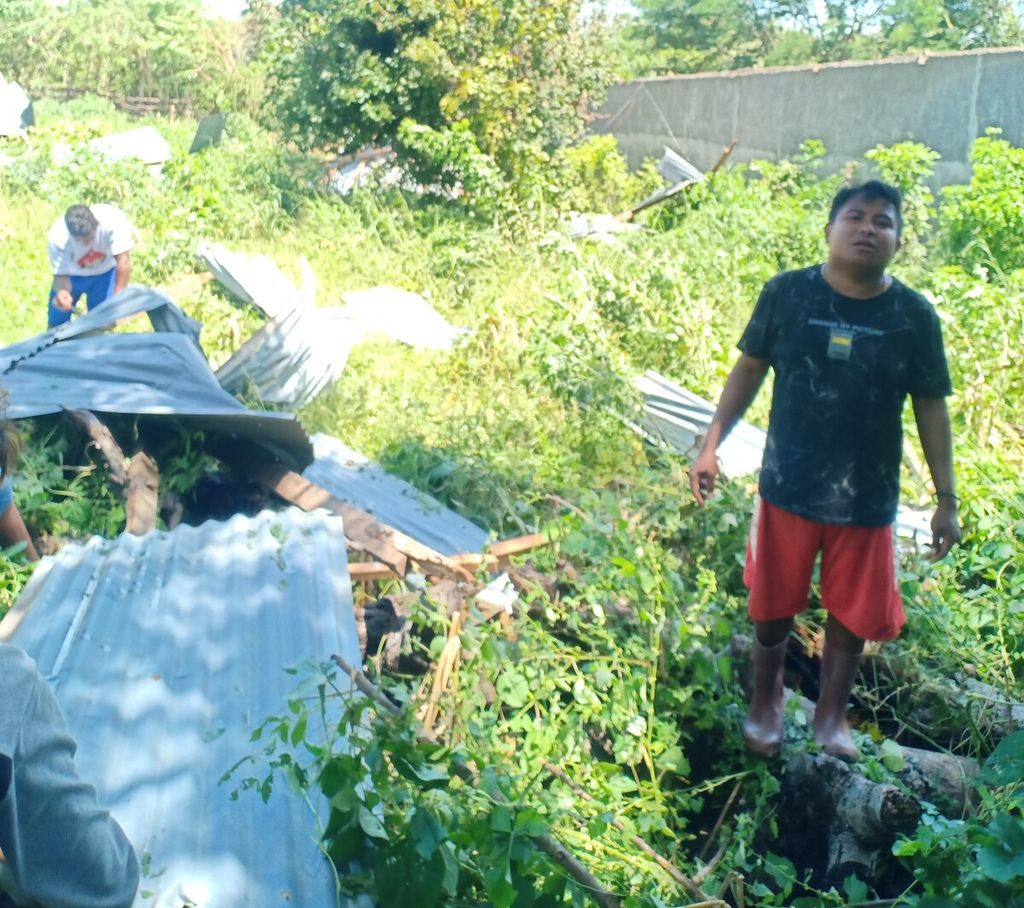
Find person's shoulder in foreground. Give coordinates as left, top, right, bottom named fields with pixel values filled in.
left=0, top=644, right=139, bottom=908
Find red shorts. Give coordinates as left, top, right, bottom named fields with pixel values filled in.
left=743, top=497, right=905, bottom=642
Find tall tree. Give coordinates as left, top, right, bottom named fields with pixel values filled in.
left=262, top=0, right=614, bottom=196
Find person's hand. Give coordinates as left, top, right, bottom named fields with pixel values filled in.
left=54, top=288, right=73, bottom=311
left=690, top=446, right=719, bottom=505
left=928, top=499, right=961, bottom=561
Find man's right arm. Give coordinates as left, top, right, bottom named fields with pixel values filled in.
left=690, top=353, right=770, bottom=504
left=51, top=275, right=73, bottom=311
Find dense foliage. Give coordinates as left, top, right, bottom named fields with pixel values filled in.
left=258, top=0, right=613, bottom=198
left=1, top=57, right=1023, bottom=908
left=617, top=0, right=1024, bottom=76
left=0, top=0, right=264, bottom=113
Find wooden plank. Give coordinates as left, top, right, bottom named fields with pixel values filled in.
left=256, top=465, right=410, bottom=575
left=257, top=468, right=477, bottom=581
left=125, top=452, right=159, bottom=536
left=487, top=532, right=547, bottom=558
left=349, top=561, right=401, bottom=581
left=449, top=532, right=549, bottom=568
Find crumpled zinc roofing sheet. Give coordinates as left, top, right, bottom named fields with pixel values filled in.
left=303, top=433, right=490, bottom=556
left=0, top=508, right=361, bottom=908
left=0, top=74, right=32, bottom=136
left=637, top=370, right=766, bottom=477
left=216, top=304, right=360, bottom=409
left=197, top=242, right=313, bottom=321
left=636, top=370, right=934, bottom=542
left=0, top=287, right=313, bottom=471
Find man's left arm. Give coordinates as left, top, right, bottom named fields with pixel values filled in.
left=112, top=251, right=131, bottom=295
left=912, top=396, right=961, bottom=560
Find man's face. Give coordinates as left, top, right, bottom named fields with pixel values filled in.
left=825, top=195, right=901, bottom=271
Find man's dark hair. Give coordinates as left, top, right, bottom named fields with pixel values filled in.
left=828, top=181, right=903, bottom=236
left=64, top=204, right=99, bottom=239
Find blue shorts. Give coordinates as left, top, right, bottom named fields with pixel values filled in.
left=48, top=269, right=116, bottom=327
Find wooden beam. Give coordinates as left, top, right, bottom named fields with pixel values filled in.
left=125, top=452, right=159, bottom=536
left=252, top=463, right=410, bottom=575
left=449, top=532, right=549, bottom=568
left=349, top=561, right=401, bottom=582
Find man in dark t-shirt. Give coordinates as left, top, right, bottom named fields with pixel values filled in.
left=690, top=181, right=960, bottom=760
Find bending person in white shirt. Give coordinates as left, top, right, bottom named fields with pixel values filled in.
left=46, top=204, right=133, bottom=329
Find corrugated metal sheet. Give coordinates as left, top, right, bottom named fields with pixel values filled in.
left=216, top=305, right=360, bottom=409
left=0, top=73, right=32, bottom=136
left=636, top=370, right=934, bottom=542
left=197, top=242, right=312, bottom=321
left=0, top=287, right=313, bottom=471
left=0, top=508, right=361, bottom=908
left=637, top=370, right=766, bottom=477
left=303, top=434, right=489, bottom=556
left=338, top=286, right=466, bottom=351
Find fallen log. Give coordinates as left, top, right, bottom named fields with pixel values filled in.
left=856, top=650, right=1024, bottom=745
left=780, top=753, right=920, bottom=888
left=62, top=408, right=128, bottom=485
left=731, top=635, right=979, bottom=809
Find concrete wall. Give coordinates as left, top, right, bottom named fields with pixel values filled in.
left=594, top=48, right=1024, bottom=187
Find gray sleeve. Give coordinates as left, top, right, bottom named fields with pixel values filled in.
left=0, top=660, right=139, bottom=908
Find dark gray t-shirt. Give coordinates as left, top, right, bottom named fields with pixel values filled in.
left=738, top=266, right=952, bottom=527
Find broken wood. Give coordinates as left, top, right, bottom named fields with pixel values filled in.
left=62, top=408, right=128, bottom=485
left=330, top=655, right=623, bottom=908
left=348, top=532, right=549, bottom=581
left=349, top=561, right=401, bottom=581
left=62, top=408, right=160, bottom=536
left=257, top=466, right=410, bottom=574
left=125, top=452, right=159, bottom=536
left=418, top=610, right=462, bottom=734
left=450, top=531, right=550, bottom=568
left=244, top=459, right=493, bottom=578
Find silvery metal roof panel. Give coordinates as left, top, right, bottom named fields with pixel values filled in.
left=216, top=306, right=360, bottom=409
left=636, top=370, right=766, bottom=476
left=0, top=292, right=313, bottom=470
left=0, top=508, right=360, bottom=907
left=303, top=433, right=490, bottom=556
left=0, top=286, right=201, bottom=367
left=197, top=242, right=312, bottom=321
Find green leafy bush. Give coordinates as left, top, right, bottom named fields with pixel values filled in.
left=262, top=0, right=614, bottom=203
left=941, top=130, right=1024, bottom=275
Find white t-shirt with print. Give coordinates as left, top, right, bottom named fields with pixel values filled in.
left=47, top=203, right=134, bottom=277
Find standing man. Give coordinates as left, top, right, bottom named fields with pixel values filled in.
left=690, top=181, right=960, bottom=761
left=46, top=204, right=133, bottom=328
